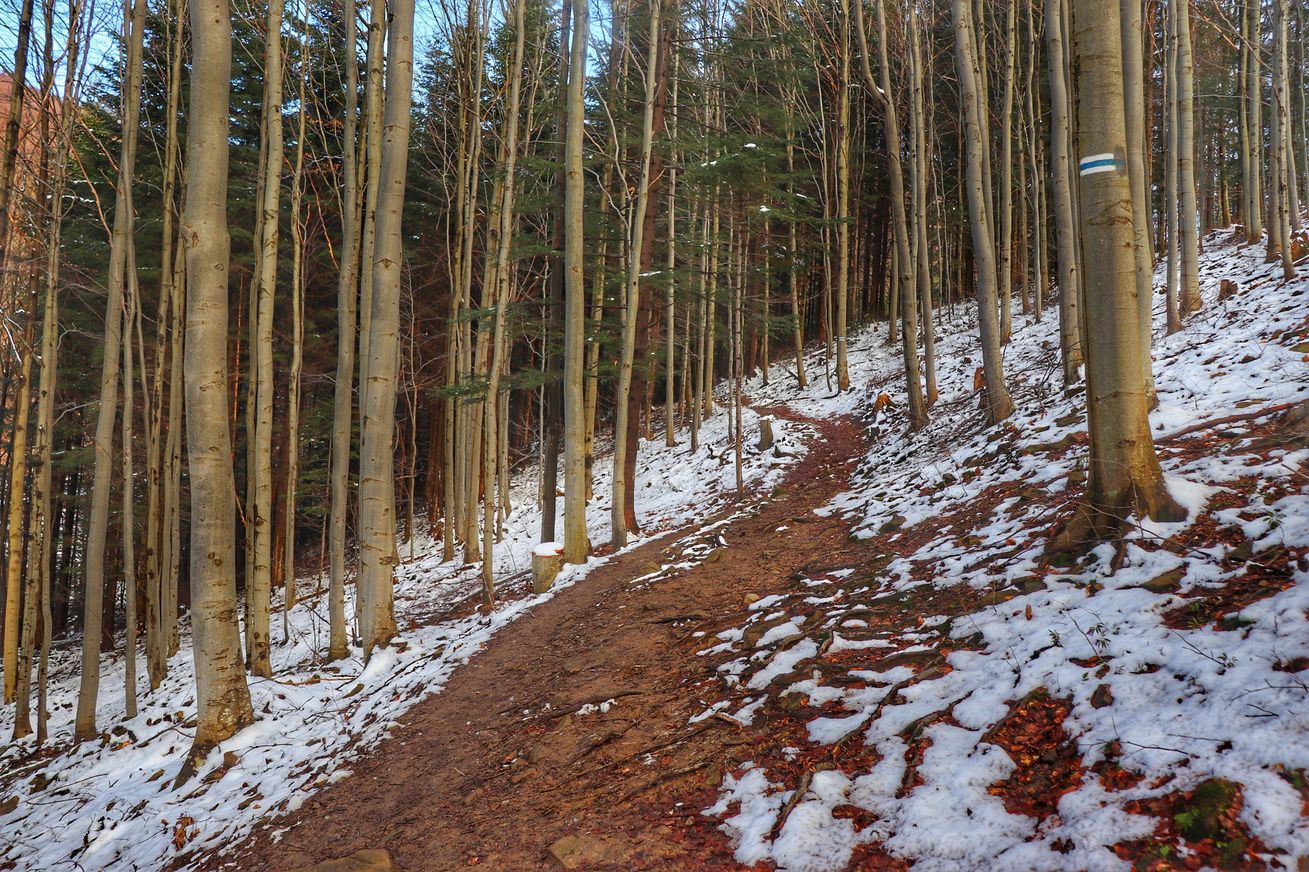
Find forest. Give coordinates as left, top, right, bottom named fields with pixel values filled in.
left=0, top=0, right=1306, bottom=864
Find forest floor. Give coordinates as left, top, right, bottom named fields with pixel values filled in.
left=205, top=406, right=870, bottom=872
left=3, top=229, right=1307, bottom=872
left=209, top=229, right=1309, bottom=872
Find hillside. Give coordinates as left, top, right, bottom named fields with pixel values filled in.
left=699, top=229, right=1309, bottom=870
left=2, top=227, right=1302, bottom=872
left=2, top=0, right=1305, bottom=865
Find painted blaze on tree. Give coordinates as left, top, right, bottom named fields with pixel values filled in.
left=1058, top=0, right=1184, bottom=548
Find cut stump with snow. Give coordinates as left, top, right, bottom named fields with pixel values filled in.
left=532, top=542, right=565, bottom=594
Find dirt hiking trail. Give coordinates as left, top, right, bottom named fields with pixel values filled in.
left=205, top=408, right=868, bottom=871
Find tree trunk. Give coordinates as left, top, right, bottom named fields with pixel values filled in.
left=184, top=0, right=255, bottom=755
left=1165, top=6, right=1181, bottom=332
left=610, top=0, right=664, bottom=549
left=1271, top=0, right=1296, bottom=278
left=562, top=0, right=589, bottom=564
left=910, top=2, right=937, bottom=404
left=328, top=0, right=361, bottom=660
left=954, top=0, right=1015, bottom=423
left=480, top=0, right=527, bottom=608
left=999, top=0, right=1017, bottom=344
left=76, top=0, right=148, bottom=740
left=664, top=49, right=679, bottom=448
left=541, top=0, right=570, bottom=545
left=1069, top=0, right=1183, bottom=538
left=283, top=7, right=309, bottom=631
left=121, top=252, right=140, bottom=719
left=145, top=0, right=185, bottom=688
left=834, top=0, right=852, bottom=392
left=1045, top=0, right=1082, bottom=383
left=1026, top=0, right=1047, bottom=323
left=18, top=4, right=79, bottom=740
left=1121, top=0, right=1156, bottom=402
left=1174, top=0, right=1201, bottom=312
left=248, top=0, right=286, bottom=678
left=1244, top=0, right=1263, bottom=244
left=357, top=0, right=414, bottom=656
left=0, top=0, right=35, bottom=265
left=3, top=269, right=35, bottom=708
left=855, top=0, right=927, bottom=430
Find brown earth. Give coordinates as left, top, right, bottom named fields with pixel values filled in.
left=201, top=407, right=868, bottom=872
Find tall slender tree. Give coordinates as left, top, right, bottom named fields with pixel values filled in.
left=1121, top=0, right=1155, bottom=400
left=1174, top=0, right=1201, bottom=313
left=1045, top=0, right=1081, bottom=383
left=954, top=0, right=1014, bottom=423
left=1271, top=0, right=1296, bottom=278
left=328, top=0, right=362, bottom=661
left=610, top=0, right=664, bottom=548
left=184, top=0, right=255, bottom=756
left=854, top=0, right=927, bottom=430
left=247, top=0, right=287, bottom=678
left=562, top=0, right=589, bottom=564
left=75, top=0, right=148, bottom=740
left=1066, top=0, right=1183, bottom=543
left=357, top=0, right=415, bottom=654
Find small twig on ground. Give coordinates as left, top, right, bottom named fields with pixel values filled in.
left=565, top=726, right=631, bottom=765
left=592, top=721, right=720, bottom=771
left=770, top=769, right=814, bottom=839
left=616, top=759, right=712, bottom=803
left=650, top=613, right=707, bottom=624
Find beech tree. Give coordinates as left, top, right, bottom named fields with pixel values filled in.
left=1067, top=0, right=1183, bottom=541
left=0, top=0, right=35, bottom=264
left=1270, top=0, right=1296, bottom=279
left=953, top=0, right=1013, bottom=423
left=562, top=0, right=589, bottom=564
left=854, top=0, right=926, bottom=430
left=184, top=0, right=255, bottom=754
left=1045, top=0, right=1081, bottom=384
left=357, top=0, right=416, bottom=654
left=610, top=0, right=664, bottom=548
left=1173, top=0, right=1201, bottom=313
left=75, top=0, right=148, bottom=741
left=245, top=0, right=288, bottom=679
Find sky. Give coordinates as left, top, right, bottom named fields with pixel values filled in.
left=0, top=0, right=591, bottom=101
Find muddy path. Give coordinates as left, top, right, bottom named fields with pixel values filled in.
left=207, top=408, right=868, bottom=872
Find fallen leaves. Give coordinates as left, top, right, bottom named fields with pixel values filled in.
left=983, top=690, right=1083, bottom=822
left=172, top=816, right=196, bottom=850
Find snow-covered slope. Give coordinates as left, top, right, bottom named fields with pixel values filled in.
left=2, top=226, right=1304, bottom=871
left=0, top=380, right=807, bottom=871
left=703, top=230, right=1309, bottom=870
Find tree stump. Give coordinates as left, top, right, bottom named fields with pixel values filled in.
left=532, top=542, right=565, bottom=594
left=757, top=416, right=775, bottom=451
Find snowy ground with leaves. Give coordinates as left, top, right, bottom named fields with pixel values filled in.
left=700, top=231, right=1309, bottom=870
left=2, top=227, right=1305, bottom=872
left=0, top=385, right=808, bottom=870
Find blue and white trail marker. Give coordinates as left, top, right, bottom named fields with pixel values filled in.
left=1078, top=153, right=1122, bottom=176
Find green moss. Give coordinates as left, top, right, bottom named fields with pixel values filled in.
left=1174, top=779, right=1239, bottom=842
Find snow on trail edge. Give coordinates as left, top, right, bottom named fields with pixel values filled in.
left=0, top=387, right=807, bottom=871
left=702, top=228, right=1309, bottom=871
